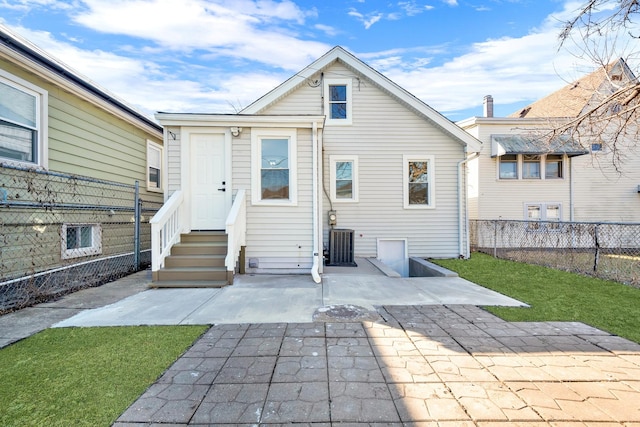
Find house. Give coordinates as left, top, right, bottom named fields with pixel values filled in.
left=152, top=46, right=481, bottom=285
left=458, top=58, right=640, bottom=224
left=0, top=25, right=164, bottom=310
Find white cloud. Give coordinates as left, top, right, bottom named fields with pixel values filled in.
left=348, top=8, right=383, bottom=29
left=72, top=0, right=329, bottom=71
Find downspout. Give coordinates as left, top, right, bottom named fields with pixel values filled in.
left=310, top=121, right=322, bottom=283
left=569, top=156, right=574, bottom=221
left=458, top=151, right=480, bottom=258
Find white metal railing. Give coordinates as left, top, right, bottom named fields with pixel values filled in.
left=150, top=190, right=184, bottom=273
left=225, top=189, right=247, bottom=274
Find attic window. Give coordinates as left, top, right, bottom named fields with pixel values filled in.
left=612, top=74, right=622, bottom=81
left=324, top=78, right=352, bottom=125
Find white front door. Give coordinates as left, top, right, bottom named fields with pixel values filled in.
left=190, top=133, right=227, bottom=230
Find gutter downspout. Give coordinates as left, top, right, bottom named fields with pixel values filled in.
left=458, top=151, right=480, bottom=258
left=569, top=156, right=574, bottom=221
left=310, top=121, right=321, bottom=283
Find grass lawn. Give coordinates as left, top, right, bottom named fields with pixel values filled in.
left=0, top=325, right=207, bottom=426
left=434, top=252, right=640, bottom=343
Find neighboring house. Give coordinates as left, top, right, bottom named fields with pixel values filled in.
left=0, top=26, right=163, bottom=309
left=459, top=58, right=640, bottom=224
left=153, top=46, right=481, bottom=285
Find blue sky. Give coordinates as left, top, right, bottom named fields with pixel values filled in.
left=1, top=0, right=637, bottom=121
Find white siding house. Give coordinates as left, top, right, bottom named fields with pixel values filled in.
left=459, top=60, right=640, bottom=224
left=154, top=46, right=481, bottom=282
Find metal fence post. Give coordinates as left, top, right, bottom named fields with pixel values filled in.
left=493, top=220, right=498, bottom=258
left=593, top=223, right=600, bottom=273
left=134, top=180, right=141, bottom=271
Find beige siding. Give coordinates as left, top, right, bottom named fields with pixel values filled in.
left=268, top=63, right=468, bottom=258
left=466, top=122, right=573, bottom=221
left=166, top=126, right=182, bottom=196
left=242, top=129, right=314, bottom=272
left=572, top=149, right=640, bottom=222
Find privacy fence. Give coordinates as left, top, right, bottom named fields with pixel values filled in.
left=0, top=163, right=162, bottom=312
left=471, top=219, right=640, bottom=287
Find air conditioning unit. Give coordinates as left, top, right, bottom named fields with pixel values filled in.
left=328, top=229, right=356, bottom=266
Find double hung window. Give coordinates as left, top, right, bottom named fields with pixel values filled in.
left=330, top=156, right=359, bottom=202
left=324, top=79, right=352, bottom=125
left=251, top=129, right=297, bottom=205
left=0, top=71, right=47, bottom=166
left=403, top=155, right=435, bottom=209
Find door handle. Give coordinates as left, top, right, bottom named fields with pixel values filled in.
left=218, top=188, right=226, bottom=192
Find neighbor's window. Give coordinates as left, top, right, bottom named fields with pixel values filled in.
left=403, top=155, right=435, bottom=209
left=61, top=223, right=102, bottom=259
left=330, top=156, right=359, bottom=202
left=525, top=203, right=562, bottom=231
left=522, top=155, right=541, bottom=179
left=0, top=71, right=48, bottom=166
left=324, top=78, right=352, bottom=125
left=251, top=129, right=297, bottom=205
left=591, top=143, right=603, bottom=152
left=499, top=154, right=518, bottom=179
left=545, top=154, right=563, bottom=179
left=147, top=140, right=162, bottom=192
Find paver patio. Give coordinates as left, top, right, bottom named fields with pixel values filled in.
left=114, top=304, right=640, bottom=426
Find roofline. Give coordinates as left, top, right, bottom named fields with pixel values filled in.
left=243, top=46, right=482, bottom=153
left=0, top=25, right=162, bottom=135
left=155, top=112, right=326, bottom=128
left=456, top=116, right=568, bottom=129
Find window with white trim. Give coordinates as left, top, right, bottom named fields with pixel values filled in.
left=251, top=129, right=297, bottom=205
left=147, top=140, right=162, bottom=192
left=0, top=70, right=48, bottom=167
left=61, top=223, right=102, bottom=259
left=403, top=155, right=435, bottom=209
left=330, top=155, right=358, bottom=202
left=499, top=154, right=518, bottom=179
left=522, top=155, right=541, bottom=179
left=499, top=154, right=566, bottom=180
left=324, top=78, right=352, bottom=125
left=525, top=203, right=562, bottom=230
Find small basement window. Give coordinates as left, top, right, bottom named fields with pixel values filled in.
left=61, top=223, right=102, bottom=259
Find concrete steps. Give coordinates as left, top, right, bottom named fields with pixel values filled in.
left=153, top=231, right=231, bottom=288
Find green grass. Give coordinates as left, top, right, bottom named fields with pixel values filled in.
left=434, top=252, right=640, bottom=343
left=0, top=325, right=207, bottom=427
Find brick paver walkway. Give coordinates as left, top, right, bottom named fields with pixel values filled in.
left=114, top=305, right=640, bottom=426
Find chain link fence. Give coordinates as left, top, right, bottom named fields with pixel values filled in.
left=0, top=163, right=162, bottom=313
left=471, top=219, right=640, bottom=287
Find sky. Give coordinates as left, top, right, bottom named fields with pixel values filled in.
left=1, top=0, right=638, bottom=121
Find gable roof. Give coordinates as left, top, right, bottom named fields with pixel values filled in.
left=242, top=46, right=481, bottom=153
left=510, top=58, right=637, bottom=119
left=0, top=25, right=161, bottom=135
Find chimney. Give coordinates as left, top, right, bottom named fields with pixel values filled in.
left=483, top=95, right=494, bottom=117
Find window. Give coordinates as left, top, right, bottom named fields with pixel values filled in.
left=330, top=156, right=359, bottom=202
left=251, top=129, right=297, bottom=205
left=525, top=203, right=562, bottom=231
left=522, top=155, right=541, bottom=179
left=499, top=155, right=518, bottom=179
left=0, top=70, right=48, bottom=167
left=545, top=154, right=563, bottom=179
left=591, top=143, right=603, bottom=152
left=403, top=155, right=435, bottom=209
left=61, top=223, right=102, bottom=259
left=147, top=140, right=162, bottom=192
left=499, top=154, right=566, bottom=180
left=324, top=78, right=352, bottom=125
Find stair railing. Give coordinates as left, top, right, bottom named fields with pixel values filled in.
left=150, top=190, right=184, bottom=274
left=225, top=189, right=247, bottom=274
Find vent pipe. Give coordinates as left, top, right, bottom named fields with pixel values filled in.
left=483, top=95, right=494, bottom=118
